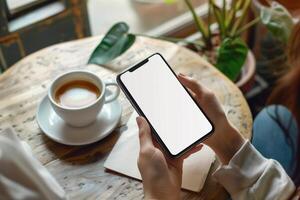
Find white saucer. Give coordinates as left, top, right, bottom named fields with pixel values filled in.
left=36, top=95, right=122, bottom=145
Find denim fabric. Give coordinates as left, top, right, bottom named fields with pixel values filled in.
left=252, top=105, right=298, bottom=176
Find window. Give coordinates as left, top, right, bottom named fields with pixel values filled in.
left=3, top=0, right=65, bottom=32
left=5, top=0, right=55, bottom=19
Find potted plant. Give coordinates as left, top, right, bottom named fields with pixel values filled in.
left=88, top=0, right=293, bottom=93
left=251, top=0, right=295, bottom=84
left=166, top=0, right=259, bottom=92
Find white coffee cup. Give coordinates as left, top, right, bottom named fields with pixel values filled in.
left=48, top=70, right=120, bottom=127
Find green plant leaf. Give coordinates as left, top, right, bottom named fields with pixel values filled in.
left=234, top=17, right=260, bottom=36
left=88, top=22, right=135, bottom=65
left=260, top=2, right=294, bottom=43
left=225, top=0, right=239, bottom=30
left=207, top=1, right=212, bottom=38
left=211, top=1, right=226, bottom=39
left=225, top=9, right=234, bottom=30
left=230, top=0, right=251, bottom=36
left=184, top=0, right=210, bottom=46
left=222, top=0, right=226, bottom=22
left=216, top=38, right=248, bottom=81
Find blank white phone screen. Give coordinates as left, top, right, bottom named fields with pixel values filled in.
left=120, top=54, right=213, bottom=155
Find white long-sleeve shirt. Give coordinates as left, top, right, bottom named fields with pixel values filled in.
left=213, top=140, right=296, bottom=200
left=0, top=128, right=66, bottom=200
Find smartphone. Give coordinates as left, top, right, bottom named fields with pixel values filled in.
left=116, top=53, right=213, bottom=157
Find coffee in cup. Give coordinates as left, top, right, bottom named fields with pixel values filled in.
left=48, top=70, right=120, bottom=127
left=55, top=80, right=101, bottom=108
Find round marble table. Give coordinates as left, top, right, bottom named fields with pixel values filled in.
left=0, top=36, right=252, bottom=199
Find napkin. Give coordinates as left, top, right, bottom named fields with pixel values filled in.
left=0, top=128, right=66, bottom=200
left=104, top=112, right=215, bottom=192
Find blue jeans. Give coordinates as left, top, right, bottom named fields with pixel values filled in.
left=252, top=105, right=298, bottom=176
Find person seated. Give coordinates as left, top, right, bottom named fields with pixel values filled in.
left=252, top=20, right=300, bottom=185
left=136, top=22, right=300, bottom=200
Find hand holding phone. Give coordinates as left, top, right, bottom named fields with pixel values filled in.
left=177, top=74, right=245, bottom=165
left=136, top=115, right=203, bottom=200
left=136, top=74, right=245, bottom=200
left=117, top=53, right=214, bottom=157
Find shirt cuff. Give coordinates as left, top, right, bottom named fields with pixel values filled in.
left=212, top=140, right=269, bottom=195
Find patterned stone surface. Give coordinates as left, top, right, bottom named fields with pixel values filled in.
left=0, top=36, right=252, bottom=199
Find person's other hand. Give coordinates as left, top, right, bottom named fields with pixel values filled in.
left=136, top=117, right=202, bottom=200
left=178, top=73, right=245, bottom=164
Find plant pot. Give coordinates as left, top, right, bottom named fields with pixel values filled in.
left=236, top=50, right=256, bottom=93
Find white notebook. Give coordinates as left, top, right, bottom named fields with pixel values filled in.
left=104, top=112, right=215, bottom=192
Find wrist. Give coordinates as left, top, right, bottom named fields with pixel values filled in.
left=205, top=120, right=245, bottom=164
